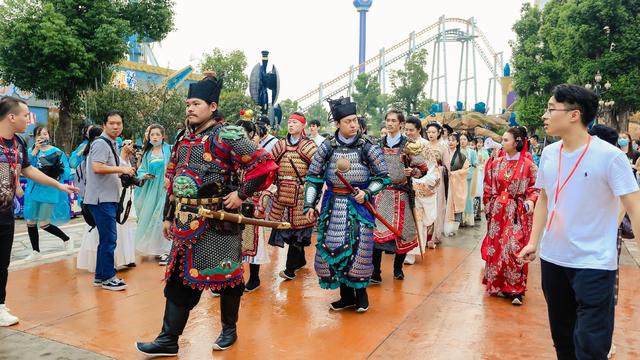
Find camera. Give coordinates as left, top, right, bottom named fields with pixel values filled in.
left=120, top=174, right=145, bottom=188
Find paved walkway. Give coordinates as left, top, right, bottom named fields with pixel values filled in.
left=2, top=222, right=639, bottom=359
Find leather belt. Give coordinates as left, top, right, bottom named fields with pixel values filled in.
left=176, top=197, right=223, bottom=205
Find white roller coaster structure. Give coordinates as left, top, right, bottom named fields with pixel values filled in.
left=294, top=15, right=505, bottom=115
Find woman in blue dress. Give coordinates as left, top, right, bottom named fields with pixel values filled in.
left=24, top=126, right=72, bottom=261
left=134, top=124, right=172, bottom=265
left=460, top=132, right=478, bottom=226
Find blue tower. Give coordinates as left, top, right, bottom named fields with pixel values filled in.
left=353, top=0, right=373, bottom=73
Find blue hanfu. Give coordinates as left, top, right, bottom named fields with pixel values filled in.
left=463, top=147, right=478, bottom=225
left=134, top=144, right=172, bottom=255
left=23, top=146, right=71, bottom=225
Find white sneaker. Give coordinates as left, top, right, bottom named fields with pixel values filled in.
left=404, top=254, right=416, bottom=265
left=608, top=342, right=616, bottom=359
left=24, top=250, right=42, bottom=261
left=0, top=305, right=19, bottom=326
left=64, top=240, right=74, bottom=254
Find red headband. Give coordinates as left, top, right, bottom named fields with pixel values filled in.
left=289, top=114, right=306, bottom=124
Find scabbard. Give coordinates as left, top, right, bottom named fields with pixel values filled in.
left=176, top=203, right=291, bottom=229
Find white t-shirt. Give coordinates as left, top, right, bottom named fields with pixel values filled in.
left=310, top=134, right=326, bottom=147
left=534, top=136, right=639, bottom=270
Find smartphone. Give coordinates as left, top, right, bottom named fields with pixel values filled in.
left=40, top=139, right=50, bottom=146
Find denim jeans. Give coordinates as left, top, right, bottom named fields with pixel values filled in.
left=88, top=203, right=118, bottom=281
left=541, top=259, right=616, bottom=360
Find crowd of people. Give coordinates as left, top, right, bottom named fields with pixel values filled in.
left=0, top=78, right=639, bottom=359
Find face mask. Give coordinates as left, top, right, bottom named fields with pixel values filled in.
left=150, top=139, right=162, bottom=146
left=618, top=138, right=630, bottom=147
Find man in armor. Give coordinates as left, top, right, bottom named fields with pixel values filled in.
left=267, top=112, right=317, bottom=280
left=136, top=73, right=278, bottom=356
left=371, top=110, right=428, bottom=282
left=304, top=97, right=390, bottom=313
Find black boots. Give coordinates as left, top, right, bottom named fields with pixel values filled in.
left=370, top=249, right=382, bottom=284
left=136, top=300, right=190, bottom=357
left=212, top=294, right=241, bottom=351
left=393, top=253, right=406, bottom=280
left=329, top=284, right=356, bottom=311
left=355, top=288, right=369, bottom=313
left=279, top=245, right=306, bottom=280
left=245, top=264, right=261, bottom=292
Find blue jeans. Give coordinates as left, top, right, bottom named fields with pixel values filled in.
left=87, top=203, right=118, bottom=281
left=541, top=259, right=616, bottom=360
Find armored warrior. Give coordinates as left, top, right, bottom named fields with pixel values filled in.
left=136, top=74, right=278, bottom=356
left=267, top=112, right=317, bottom=280
left=371, top=110, right=428, bottom=283
left=304, top=97, right=390, bottom=312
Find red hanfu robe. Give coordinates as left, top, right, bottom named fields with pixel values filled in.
left=481, top=155, right=539, bottom=296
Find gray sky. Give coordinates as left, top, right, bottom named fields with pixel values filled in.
left=152, top=0, right=530, bottom=106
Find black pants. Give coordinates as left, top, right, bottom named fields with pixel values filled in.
left=164, top=267, right=244, bottom=310
left=0, top=223, right=15, bottom=304
left=285, top=245, right=306, bottom=272
left=541, top=259, right=616, bottom=360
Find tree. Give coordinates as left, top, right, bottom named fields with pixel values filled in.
left=198, top=48, right=254, bottom=123
left=198, top=48, right=249, bottom=93
left=510, top=1, right=640, bottom=131
left=84, top=84, right=186, bottom=143
left=389, top=49, right=429, bottom=113
left=278, top=98, right=301, bottom=119
left=306, top=103, right=328, bottom=126
left=0, top=0, right=175, bottom=152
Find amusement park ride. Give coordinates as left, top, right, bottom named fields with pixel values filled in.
left=295, top=13, right=512, bottom=116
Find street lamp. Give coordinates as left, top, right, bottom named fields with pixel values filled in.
left=585, top=71, right=613, bottom=125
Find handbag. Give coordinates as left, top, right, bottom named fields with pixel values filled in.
left=39, top=151, right=64, bottom=180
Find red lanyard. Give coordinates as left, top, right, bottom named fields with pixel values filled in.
left=546, top=136, right=592, bottom=231
left=0, top=136, right=18, bottom=172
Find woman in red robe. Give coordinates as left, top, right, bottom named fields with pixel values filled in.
left=481, top=126, right=539, bottom=306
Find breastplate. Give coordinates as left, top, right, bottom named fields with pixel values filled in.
left=384, top=148, right=407, bottom=184
left=326, top=146, right=371, bottom=187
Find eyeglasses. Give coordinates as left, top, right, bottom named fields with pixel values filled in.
left=545, top=107, right=577, bottom=114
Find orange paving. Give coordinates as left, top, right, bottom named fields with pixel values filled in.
left=6, top=241, right=640, bottom=359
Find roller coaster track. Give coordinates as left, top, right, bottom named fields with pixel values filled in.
left=294, top=16, right=502, bottom=112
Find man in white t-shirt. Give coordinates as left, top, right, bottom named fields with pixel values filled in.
left=308, top=119, right=326, bottom=147
left=519, top=84, right=640, bottom=360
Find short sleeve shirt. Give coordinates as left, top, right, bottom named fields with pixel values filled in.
left=0, top=136, right=31, bottom=224
left=535, top=136, right=639, bottom=270
left=83, top=136, right=121, bottom=205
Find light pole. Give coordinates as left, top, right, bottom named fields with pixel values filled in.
left=353, top=0, right=373, bottom=73
left=585, top=71, right=613, bottom=125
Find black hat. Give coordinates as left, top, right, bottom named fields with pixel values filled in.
left=327, top=96, right=357, bottom=122
left=589, top=124, right=618, bottom=146
left=256, top=115, right=270, bottom=126
left=187, top=75, right=223, bottom=104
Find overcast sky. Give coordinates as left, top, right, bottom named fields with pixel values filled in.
left=152, top=1, right=531, bottom=106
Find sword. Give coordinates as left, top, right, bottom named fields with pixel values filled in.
left=334, top=159, right=406, bottom=242
left=176, top=203, right=292, bottom=229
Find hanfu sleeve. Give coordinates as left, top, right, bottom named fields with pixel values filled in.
left=525, top=161, right=539, bottom=204
left=483, top=158, right=497, bottom=218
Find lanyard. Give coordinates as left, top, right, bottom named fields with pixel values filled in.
left=546, top=136, right=592, bottom=232
left=0, top=136, right=18, bottom=172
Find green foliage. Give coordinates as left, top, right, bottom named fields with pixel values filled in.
left=219, top=91, right=256, bottom=123
left=352, top=73, right=382, bottom=119
left=84, top=84, right=186, bottom=143
left=0, top=0, right=174, bottom=151
left=198, top=48, right=249, bottom=93
left=278, top=98, right=301, bottom=119
left=306, top=103, right=328, bottom=126
left=510, top=0, right=640, bottom=130
left=389, top=49, right=429, bottom=113
left=514, top=94, right=547, bottom=129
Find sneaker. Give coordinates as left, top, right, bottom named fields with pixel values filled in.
left=101, top=277, right=127, bottom=291
left=511, top=295, right=523, bottom=306
left=0, top=305, right=19, bottom=326
left=279, top=269, right=296, bottom=280
left=369, top=274, right=382, bottom=284
left=608, top=342, right=616, bottom=359
left=64, top=240, right=74, bottom=254
left=158, top=254, right=169, bottom=266
left=93, top=278, right=103, bottom=287
left=404, top=254, right=416, bottom=265
left=24, top=250, right=42, bottom=262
